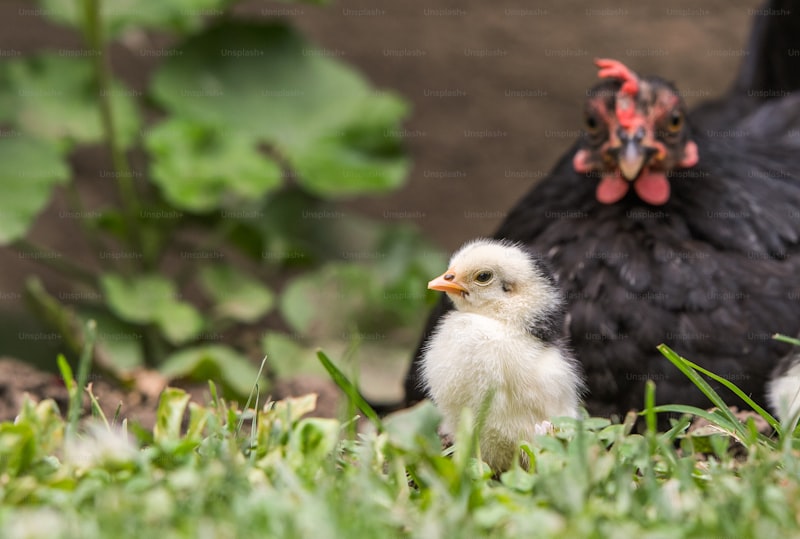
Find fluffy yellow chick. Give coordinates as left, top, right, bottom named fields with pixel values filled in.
left=421, top=239, right=583, bottom=471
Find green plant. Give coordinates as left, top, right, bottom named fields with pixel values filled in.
left=2, top=344, right=800, bottom=538
left=654, top=337, right=800, bottom=445
left=2, top=0, right=443, bottom=397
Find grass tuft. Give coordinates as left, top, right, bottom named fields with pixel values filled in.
left=58, top=319, right=97, bottom=438
left=2, top=339, right=797, bottom=537
left=656, top=344, right=776, bottom=445
left=316, top=349, right=383, bottom=431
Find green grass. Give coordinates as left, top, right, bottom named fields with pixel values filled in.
left=1, top=343, right=800, bottom=538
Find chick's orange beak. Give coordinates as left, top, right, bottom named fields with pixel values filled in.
left=428, top=269, right=468, bottom=295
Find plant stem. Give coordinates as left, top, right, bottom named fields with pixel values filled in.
left=67, top=319, right=97, bottom=437
left=172, top=216, right=237, bottom=285
left=64, top=181, right=116, bottom=270
left=14, top=238, right=97, bottom=284
left=143, top=324, right=170, bottom=367
left=81, top=0, right=148, bottom=270
left=25, top=277, right=129, bottom=385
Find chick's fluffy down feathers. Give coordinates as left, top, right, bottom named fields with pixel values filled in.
left=421, top=240, right=583, bottom=471
left=423, top=314, right=581, bottom=470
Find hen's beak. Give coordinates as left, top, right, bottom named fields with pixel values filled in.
left=428, top=270, right=468, bottom=295
left=611, top=127, right=658, bottom=181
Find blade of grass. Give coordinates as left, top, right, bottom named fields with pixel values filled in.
left=652, top=403, right=772, bottom=447
left=674, top=352, right=780, bottom=432
left=112, top=403, right=122, bottom=428
left=660, top=413, right=692, bottom=444
left=774, top=334, right=800, bottom=347
left=65, top=320, right=97, bottom=437
left=236, top=355, right=268, bottom=434
left=317, top=349, right=383, bottom=432
left=455, top=387, right=494, bottom=475
left=86, top=382, right=110, bottom=430
left=650, top=404, right=742, bottom=436
left=249, top=387, right=259, bottom=463
left=644, top=380, right=657, bottom=437
left=343, top=329, right=363, bottom=441
left=57, top=354, right=75, bottom=394
left=208, top=380, right=220, bottom=409
left=657, top=344, right=749, bottom=439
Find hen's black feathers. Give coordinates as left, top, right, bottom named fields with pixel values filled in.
left=509, top=134, right=800, bottom=415
left=405, top=0, right=800, bottom=417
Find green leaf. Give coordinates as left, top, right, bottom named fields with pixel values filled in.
left=100, top=274, right=176, bottom=324
left=371, top=226, right=447, bottom=325
left=279, top=263, right=375, bottom=338
left=277, top=232, right=442, bottom=339
left=382, top=400, right=442, bottom=453
left=145, top=118, right=282, bottom=212
left=230, top=188, right=380, bottom=264
left=0, top=135, right=69, bottom=244
left=261, top=332, right=326, bottom=378
left=154, top=302, right=204, bottom=345
left=77, top=307, right=145, bottom=371
left=288, top=92, right=410, bottom=197
left=373, top=225, right=447, bottom=285
left=288, top=133, right=409, bottom=198
left=271, top=394, right=319, bottom=424
left=154, top=388, right=191, bottom=443
left=199, top=265, right=274, bottom=323
left=100, top=274, right=203, bottom=344
left=160, top=345, right=265, bottom=398
left=226, top=188, right=321, bottom=263
left=39, top=0, right=229, bottom=38
left=316, top=349, right=381, bottom=431
left=290, top=418, right=339, bottom=461
left=0, top=424, right=35, bottom=477
left=150, top=22, right=409, bottom=197
left=150, top=23, right=365, bottom=143
left=14, top=397, right=64, bottom=457
left=0, top=54, right=140, bottom=149
left=186, top=403, right=211, bottom=441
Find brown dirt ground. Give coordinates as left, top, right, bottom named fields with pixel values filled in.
left=0, top=0, right=762, bottom=421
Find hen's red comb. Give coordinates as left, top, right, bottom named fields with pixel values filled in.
left=594, top=58, right=639, bottom=96
left=594, top=58, right=640, bottom=129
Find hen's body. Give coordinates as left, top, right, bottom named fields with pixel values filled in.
left=491, top=135, right=800, bottom=416
left=406, top=1, right=800, bottom=418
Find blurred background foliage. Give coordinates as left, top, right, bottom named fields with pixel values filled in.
left=1, top=0, right=444, bottom=401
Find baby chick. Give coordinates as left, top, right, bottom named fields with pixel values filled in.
left=421, top=239, right=583, bottom=471
left=768, top=346, right=800, bottom=423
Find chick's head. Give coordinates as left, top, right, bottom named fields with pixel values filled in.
left=428, top=239, right=562, bottom=329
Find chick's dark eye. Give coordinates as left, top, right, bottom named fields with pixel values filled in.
left=475, top=271, right=493, bottom=284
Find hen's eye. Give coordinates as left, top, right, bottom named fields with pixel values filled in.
left=475, top=271, right=493, bottom=284
left=585, top=114, right=600, bottom=133
left=668, top=110, right=683, bottom=132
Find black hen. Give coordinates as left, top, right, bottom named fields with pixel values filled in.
left=405, top=2, right=800, bottom=419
